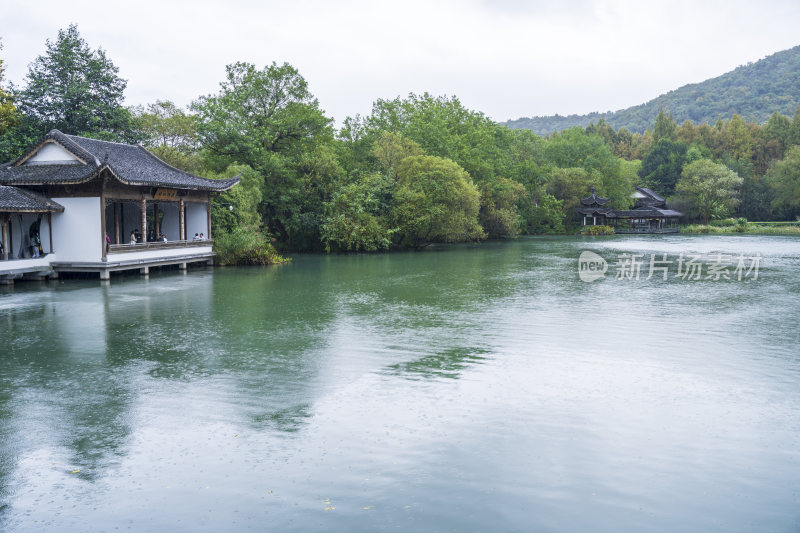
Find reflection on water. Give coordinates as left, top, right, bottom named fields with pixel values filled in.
left=385, top=347, right=490, bottom=380
left=0, top=236, right=799, bottom=532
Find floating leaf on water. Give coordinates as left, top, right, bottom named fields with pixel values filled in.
left=362, top=506, right=374, bottom=510
left=68, top=470, right=80, bottom=474
left=324, top=506, right=334, bottom=511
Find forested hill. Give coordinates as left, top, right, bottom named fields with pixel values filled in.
left=506, top=44, right=800, bottom=135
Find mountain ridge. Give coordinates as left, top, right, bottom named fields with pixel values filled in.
left=506, top=44, right=800, bottom=135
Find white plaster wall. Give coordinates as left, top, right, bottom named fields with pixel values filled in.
left=26, top=142, right=82, bottom=163
left=51, top=197, right=102, bottom=262
left=107, top=246, right=212, bottom=262
left=186, top=202, right=209, bottom=239
left=40, top=215, right=52, bottom=253
left=160, top=204, right=180, bottom=241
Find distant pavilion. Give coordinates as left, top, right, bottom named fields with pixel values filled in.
left=577, top=187, right=682, bottom=233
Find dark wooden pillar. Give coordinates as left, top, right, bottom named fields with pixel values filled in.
left=101, top=192, right=107, bottom=260
left=47, top=212, right=54, bottom=253
left=154, top=202, right=159, bottom=238
left=179, top=198, right=185, bottom=241
left=140, top=197, right=147, bottom=244
left=206, top=199, right=212, bottom=240
left=113, top=202, right=119, bottom=244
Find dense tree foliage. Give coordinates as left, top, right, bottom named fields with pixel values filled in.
left=392, top=155, right=484, bottom=247
left=133, top=100, right=202, bottom=172
left=191, top=61, right=336, bottom=249
left=676, top=160, right=744, bottom=224
left=638, top=139, right=687, bottom=196
left=18, top=26, right=131, bottom=141
left=0, top=39, right=19, bottom=136
left=0, top=26, right=135, bottom=160
left=765, top=146, right=800, bottom=219
left=507, top=44, right=800, bottom=135
left=2, top=28, right=800, bottom=256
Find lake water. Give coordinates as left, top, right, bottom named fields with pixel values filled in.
left=1, top=235, right=799, bottom=532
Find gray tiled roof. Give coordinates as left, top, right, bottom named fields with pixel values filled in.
left=579, top=190, right=610, bottom=206
left=0, top=130, right=239, bottom=192
left=607, top=207, right=682, bottom=218
left=0, top=185, right=65, bottom=212
left=636, top=187, right=665, bottom=203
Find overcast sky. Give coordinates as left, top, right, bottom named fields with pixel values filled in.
left=2, top=0, right=799, bottom=125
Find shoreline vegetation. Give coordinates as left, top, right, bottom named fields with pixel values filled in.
left=213, top=226, right=291, bottom=266
left=2, top=26, right=800, bottom=265
left=570, top=219, right=800, bottom=236
left=680, top=219, right=800, bottom=235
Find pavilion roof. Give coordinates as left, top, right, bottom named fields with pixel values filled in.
left=579, top=188, right=610, bottom=206
left=635, top=187, right=665, bottom=203
left=0, top=185, right=65, bottom=213
left=608, top=207, right=682, bottom=218
left=0, top=130, right=240, bottom=192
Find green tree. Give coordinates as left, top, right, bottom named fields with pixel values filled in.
left=392, top=155, right=484, bottom=247
left=355, top=93, right=524, bottom=237
left=479, top=177, right=525, bottom=237
left=763, top=111, right=791, bottom=154
left=638, top=139, right=687, bottom=196
left=209, top=163, right=264, bottom=234
left=652, top=108, right=677, bottom=142
left=321, top=173, right=395, bottom=252
left=721, top=114, right=753, bottom=162
left=676, top=159, right=743, bottom=224
left=544, top=167, right=601, bottom=219
left=542, top=127, right=630, bottom=208
left=0, top=38, right=19, bottom=136
left=372, top=131, right=424, bottom=179
left=523, top=194, right=565, bottom=234
left=134, top=100, right=202, bottom=172
left=192, top=61, right=335, bottom=249
left=765, top=146, right=800, bottom=218
left=14, top=24, right=132, bottom=140
left=789, top=107, right=800, bottom=147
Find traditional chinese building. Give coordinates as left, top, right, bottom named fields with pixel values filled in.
left=0, top=129, right=240, bottom=282
left=576, top=187, right=682, bottom=233
left=576, top=188, right=613, bottom=226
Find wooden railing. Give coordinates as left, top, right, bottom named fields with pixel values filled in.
left=615, top=227, right=679, bottom=234
left=109, top=240, right=213, bottom=254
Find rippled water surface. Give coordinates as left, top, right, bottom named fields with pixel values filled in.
left=1, top=235, right=799, bottom=532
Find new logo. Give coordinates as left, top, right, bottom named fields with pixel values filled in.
left=578, top=251, right=607, bottom=282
